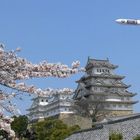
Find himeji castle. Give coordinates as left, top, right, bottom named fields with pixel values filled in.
left=74, top=57, right=138, bottom=117
left=27, top=57, right=138, bottom=122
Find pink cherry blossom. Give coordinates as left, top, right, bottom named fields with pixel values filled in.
left=0, top=44, right=84, bottom=137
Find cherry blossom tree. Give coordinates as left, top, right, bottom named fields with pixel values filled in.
left=0, top=43, right=84, bottom=138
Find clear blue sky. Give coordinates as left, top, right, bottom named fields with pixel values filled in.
left=0, top=0, right=140, bottom=114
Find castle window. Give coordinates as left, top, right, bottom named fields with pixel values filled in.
left=100, top=87, right=103, bottom=91
left=106, top=104, right=110, bottom=107
left=65, top=108, right=67, bottom=111
left=41, top=99, right=44, bottom=102
left=124, top=105, right=128, bottom=108
left=94, top=87, right=97, bottom=90
left=119, top=104, right=122, bottom=107
left=106, top=69, right=109, bottom=73
left=113, top=104, right=116, bottom=107
left=85, top=86, right=90, bottom=90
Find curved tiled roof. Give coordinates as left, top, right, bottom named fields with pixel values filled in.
left=86, top=58, right=118, bottom=69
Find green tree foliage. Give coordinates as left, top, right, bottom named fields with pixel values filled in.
left=11, top=115, right=28, bottom=138
left=134, top=135, right=140, bottom=140
left=32, top=118, right=80, bottom=140
left=109, top=132, right=123, bottom=140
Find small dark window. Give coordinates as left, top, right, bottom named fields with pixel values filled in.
left=127, top=97, right=130, bottom=100
left=119, top=104, right=122, bottom=107
left=125, top=105, right=128, bottom=107
left=106, top=104, right=110, bottom=107
left=113, top=104, right=116, bottom=107
left=94, top=87, right=97, bottom=90
left=122, top=20, right=125, bottom=23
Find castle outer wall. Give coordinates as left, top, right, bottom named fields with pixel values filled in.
left=65, top=114, right=140, bottom=140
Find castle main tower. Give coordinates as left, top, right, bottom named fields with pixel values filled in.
left=74, top=58, right=138, bottom=117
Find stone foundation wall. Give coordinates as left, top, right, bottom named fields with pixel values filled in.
left=110, top=110, right=133, bottom=116
left=59, top=114, right=92, bottom=129
left=65, top=114, right=140, bottom=140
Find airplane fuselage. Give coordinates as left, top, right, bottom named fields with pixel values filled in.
left=116, top=19, right=140, bottom=25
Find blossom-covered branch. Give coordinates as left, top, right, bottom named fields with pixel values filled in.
left=0, top=44, right=84, bottom=137
left=0, top=44, right=84, bottom=95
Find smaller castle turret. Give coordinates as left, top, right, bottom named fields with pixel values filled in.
left=27, top=92, right=74, bottom=122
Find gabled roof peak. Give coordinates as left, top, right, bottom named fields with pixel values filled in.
left=86, top=57, right=118, bottom=69
left=88, top=58, right=109, bottom=62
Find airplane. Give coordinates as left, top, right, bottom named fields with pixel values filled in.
left=116, top=18, right=140, bottom=25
